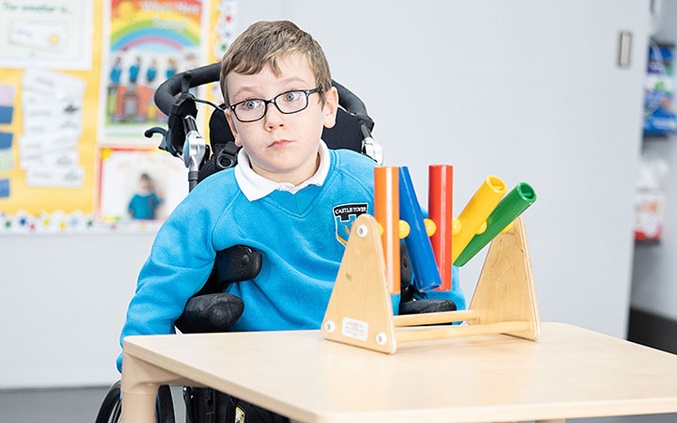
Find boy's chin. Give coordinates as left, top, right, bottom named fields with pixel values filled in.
left=261, top=164, right=315, bottom=183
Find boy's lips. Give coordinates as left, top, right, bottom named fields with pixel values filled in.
left=270, top=139, right=292, bottom=148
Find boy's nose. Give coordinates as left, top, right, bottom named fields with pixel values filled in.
left=264, top=104, right=285, bottom=129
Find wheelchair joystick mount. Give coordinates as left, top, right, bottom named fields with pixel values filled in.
left=182, top=115, right=206, bottom=191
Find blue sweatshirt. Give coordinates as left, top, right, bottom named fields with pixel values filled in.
left=117, top=149, right=465, bottom=371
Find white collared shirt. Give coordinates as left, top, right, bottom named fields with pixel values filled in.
left=235, top=140, right=331, bottom=201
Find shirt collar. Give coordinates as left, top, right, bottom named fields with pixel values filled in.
left=235, top=140, right=331, bottom=201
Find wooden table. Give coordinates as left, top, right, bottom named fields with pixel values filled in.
left=121, top=322, right=677, bottom=423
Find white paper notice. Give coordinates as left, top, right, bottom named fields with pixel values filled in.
left=9, top=21, right=68, bottom=52
left=0, top=0, right=92, bottom=70
left=18, top=129, right=79, bottom=165
left=22, top=68, right=86, bottom=100
left=25, top=166, right=84, bottom=188
left=18, top=69, right=84, bottom=186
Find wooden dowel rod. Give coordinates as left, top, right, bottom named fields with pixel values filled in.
left=396, top=321, right=531, bottom=343
left=393, top=309, right=481, bottom=327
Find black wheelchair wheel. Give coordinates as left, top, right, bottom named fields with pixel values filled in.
left=156, top=384, right=176, bottom=423
left=95, top=380, right=175, bottom=423
left=95, top=381, right=122, bottom=423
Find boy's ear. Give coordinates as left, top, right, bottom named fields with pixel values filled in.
left=322, top=86, right=339, bottom=129
left=224, top=108, right=242, bottom=147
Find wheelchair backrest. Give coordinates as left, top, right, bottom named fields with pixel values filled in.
left=149, top=63, right=379, bottom=182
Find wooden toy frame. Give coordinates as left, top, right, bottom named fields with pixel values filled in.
left=321, top=214, right=540, bottom=353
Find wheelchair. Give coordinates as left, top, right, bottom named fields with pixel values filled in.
left=96, top=62, right=454, bottom=423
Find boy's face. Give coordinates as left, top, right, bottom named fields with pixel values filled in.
left=224, top=54, right=338, bottom=185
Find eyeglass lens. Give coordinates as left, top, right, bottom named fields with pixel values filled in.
left=233, top=90, right=317, bottom=122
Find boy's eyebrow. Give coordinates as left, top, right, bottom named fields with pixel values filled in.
left=229, top=76, right=315, bottom=100
left=229, top=86, right=259, bottom=99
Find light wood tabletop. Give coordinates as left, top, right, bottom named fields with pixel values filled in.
left=121, top=322, right=677, bottom=423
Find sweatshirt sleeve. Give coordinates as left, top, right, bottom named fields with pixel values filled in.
left=116, top=193, right=219, bottom=372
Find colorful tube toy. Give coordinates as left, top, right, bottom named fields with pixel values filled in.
left=399, top=166, right=442, bottom=291
left=454, top=182, right=536, bottom=266
left=428, top=165, right=453, bottom=291
left=451, top=176, right=507, bottom=263
left=374, top=166, right=400, bottom=294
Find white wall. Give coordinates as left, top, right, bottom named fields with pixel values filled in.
left=0, top=233, right=154, bottom=389
left=0, top=0, right=650, bottom=388
left=0, top=234, right=152, bottom=388
left=631, top=0, right=677, bottom=320
left=272, top=0, right=648, bottom=334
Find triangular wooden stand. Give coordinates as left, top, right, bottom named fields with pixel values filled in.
left=322, top=214, right=540, bottom=353
left=322, top=214, right=398, bottom=353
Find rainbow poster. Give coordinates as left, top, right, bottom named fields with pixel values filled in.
left=102, top=0, right=205, bottom=141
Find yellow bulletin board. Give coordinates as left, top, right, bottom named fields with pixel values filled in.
left=0, top=0, right=237, bottom=233
left=0, top=0, right=101, bottom=217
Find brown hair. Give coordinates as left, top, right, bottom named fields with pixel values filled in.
left=220, top=20, right=331, bottom=107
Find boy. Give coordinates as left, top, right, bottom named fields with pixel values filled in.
left=127, top=172, right=162, bottom=220
left=118, top=21, right=465, bottom=415
left=118, top=20, right=379, bottom=372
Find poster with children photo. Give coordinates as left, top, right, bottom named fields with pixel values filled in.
left=101, top=0, right=204, bottom=142
left=98, top=148, right=187, bottom=223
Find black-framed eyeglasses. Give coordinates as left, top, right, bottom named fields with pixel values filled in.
left=228, top=88, right=322, bottom=123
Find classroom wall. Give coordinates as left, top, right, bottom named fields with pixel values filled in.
left=0, top=233, right=152, bottom=388
left=0, top=0, right=650, bottom=389
left=274, top=0, right=648, bottom=335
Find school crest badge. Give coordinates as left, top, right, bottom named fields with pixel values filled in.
left=333, top=203, right=368, bottom=245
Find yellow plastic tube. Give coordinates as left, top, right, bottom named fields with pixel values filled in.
left=451, top=176, right=507, bottom=263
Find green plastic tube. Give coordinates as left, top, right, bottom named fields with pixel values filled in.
left=454, top=182, right=536, bottom=267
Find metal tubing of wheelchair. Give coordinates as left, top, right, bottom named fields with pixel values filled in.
left=155, top=63, right=220, bottom=114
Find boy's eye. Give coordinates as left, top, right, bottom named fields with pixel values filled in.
left=281, top=91, right=303, bottom=102
left=241, top=99, right=262, bottom=110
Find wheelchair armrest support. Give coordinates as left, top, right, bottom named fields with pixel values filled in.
left=175, top=293, right=244, bottom=334
left=398, top=242, right=457, bottom=316
left=174, top=245, right=261, bottom=334
left=212, top=245, right=262, bottom=292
